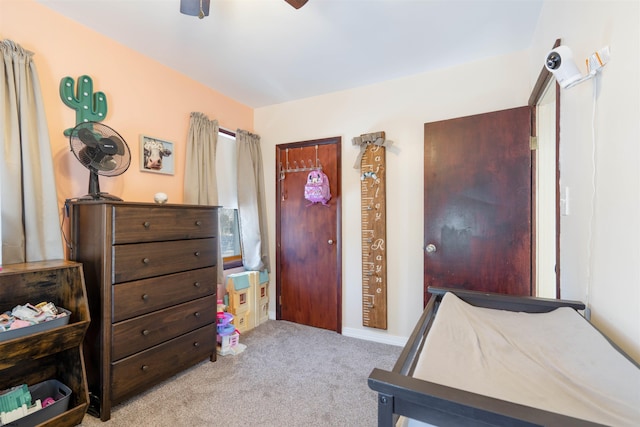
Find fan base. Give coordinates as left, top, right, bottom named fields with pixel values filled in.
left=76, top=192, right=123, bottom=202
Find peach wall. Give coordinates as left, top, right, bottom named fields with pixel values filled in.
left=1, top=0, right=252, bottom=209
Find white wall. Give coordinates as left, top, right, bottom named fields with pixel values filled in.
left=257, top=1, right=640, bottom=362
left=255, top=51, right=531, bottom=345
left=531, top=0, right=640, bottom=362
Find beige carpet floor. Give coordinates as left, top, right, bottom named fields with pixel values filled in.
left=78, top=320, right=402, bottom=426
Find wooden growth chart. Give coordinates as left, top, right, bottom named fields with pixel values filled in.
left=356, top=132, right=388, bottom=330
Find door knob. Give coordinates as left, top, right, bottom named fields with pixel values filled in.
left=328, top=239, right=334, bottom=245
left=425, top=243, right=437, bottom=253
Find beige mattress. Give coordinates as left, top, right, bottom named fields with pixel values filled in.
left=405, top=292, right=640, bottom=426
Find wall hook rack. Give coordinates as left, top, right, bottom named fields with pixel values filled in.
left=279, top=145, right=322, bottom=180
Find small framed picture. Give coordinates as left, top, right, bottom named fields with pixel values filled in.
left=140, top=135, right=174, bottom=175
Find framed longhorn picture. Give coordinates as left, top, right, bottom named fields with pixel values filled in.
left=140, top=135, right=174, bottom=175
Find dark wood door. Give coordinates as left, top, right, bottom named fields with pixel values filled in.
left=424, top=106, right=532, bottom=304
left=276, top=138, right=341, bottom=332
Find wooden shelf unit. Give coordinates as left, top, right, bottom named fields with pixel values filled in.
left=0, top=260, right=91, bottom=427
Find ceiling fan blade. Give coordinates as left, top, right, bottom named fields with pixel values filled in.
left=285, top=0, right=308, bottom=9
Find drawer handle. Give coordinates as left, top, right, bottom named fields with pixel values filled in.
left=194, top=251, right=200, bottom=257
left=194, top=312, right=201, bottom=318
left=142, top=329, right=150, bottom=336
left=193, top=282, right=201, bottom=288
left=193, top=341, right=200, bottom=348
left=143, top=221, right=151, bottom=229
left=142, top=294, right=149, bottom=301
left=195, top=220, right=202, bottom=226
left=141, top=365, right=149, bottom=371
left=142, top=258, right=150, bottom=264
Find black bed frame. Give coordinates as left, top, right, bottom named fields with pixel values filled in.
left=368, top=287, right=639, bottom=427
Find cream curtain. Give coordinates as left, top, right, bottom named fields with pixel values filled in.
left=236, top=129, right=269, bottom=272
left=0, top=40, right=63, bottom=265
left=183, top=112, right=223, bottom=284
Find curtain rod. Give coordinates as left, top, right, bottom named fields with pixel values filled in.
left=219, top=127, right=235, bottom=137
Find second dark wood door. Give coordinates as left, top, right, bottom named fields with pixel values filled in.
left=276, top=138, right=341, bottom=332
left=423, top=106, right=532, bottom=304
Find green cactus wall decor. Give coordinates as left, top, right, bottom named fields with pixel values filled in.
left=59, top=75, right=108, bottom=136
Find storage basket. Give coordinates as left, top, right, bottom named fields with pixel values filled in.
left=1, top=379, right=71, bottom=427
left=0, top=308, right=71, bottom=343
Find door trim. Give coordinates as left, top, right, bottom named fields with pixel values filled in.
left=529, top=38, right=562, bottom=298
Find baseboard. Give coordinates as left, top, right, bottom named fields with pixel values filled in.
left=342, top=326, right=407, bottom=347
left=267, top=311, right=407, bottom=347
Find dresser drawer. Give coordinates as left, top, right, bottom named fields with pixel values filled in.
left=112, top=205, right=217, bottom=244
left=113, top=238, right=216, bottom=283
left=111, top=324, right=215, bottom=403
left=112, top=267, right=215, bottom=322
left=111, top=295, right=216, bottom=360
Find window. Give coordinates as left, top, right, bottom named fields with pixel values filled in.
left=216, top=131, right=242, bottom=269
left=219, top=208, right=242, bottom=267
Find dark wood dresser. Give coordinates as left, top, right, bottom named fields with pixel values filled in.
left=69, top=201, right=218, bottom=421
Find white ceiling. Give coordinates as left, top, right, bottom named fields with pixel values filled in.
left=36, top=0, right=543, bottom=108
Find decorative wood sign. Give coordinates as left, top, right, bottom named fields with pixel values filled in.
left=353, top=131, right=390, bottom=330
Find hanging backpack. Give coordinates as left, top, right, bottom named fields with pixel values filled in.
left=304, top=170, right=331, bottom=206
